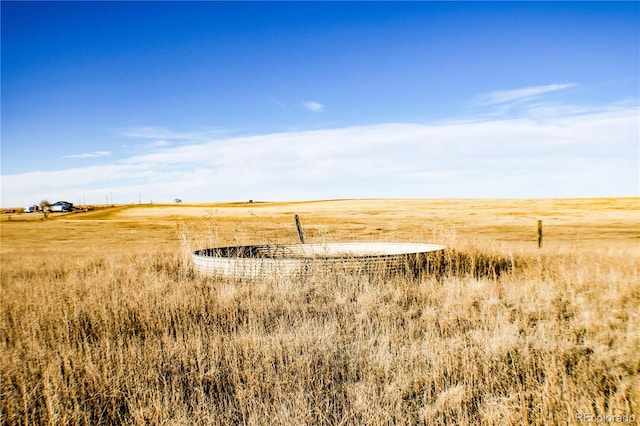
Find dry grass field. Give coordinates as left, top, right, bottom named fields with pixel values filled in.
left=1, top=198, right=639, bottom=425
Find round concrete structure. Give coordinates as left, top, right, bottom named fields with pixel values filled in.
left=193, top=242, right=445, bottom=279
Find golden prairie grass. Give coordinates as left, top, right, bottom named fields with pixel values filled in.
left=1, top=198, right=638, bottom=425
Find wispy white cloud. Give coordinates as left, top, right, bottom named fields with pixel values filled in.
left=302, top=100, right=324, bottom=112
left=121, top=126, right=224, bottom=141
left=144, top=140, right=170, bottom=148
left=62, top=151, right=111, bottom=159
left=4, top=100, right=637, bottom=207
left=270, top=98, right=290, bottom=113
left=475, top=83, right=575, bottom=106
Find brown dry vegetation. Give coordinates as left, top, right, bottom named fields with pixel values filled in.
left=1, top=198, right=639, bottom=425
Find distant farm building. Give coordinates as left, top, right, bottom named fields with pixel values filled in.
left=26, top=205, right=40, bottom=213
left=49, top=201, right=74, bottom=212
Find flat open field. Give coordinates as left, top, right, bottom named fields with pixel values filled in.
left=2, top=197, right=639, bottom=254
left=1, top=198, right=639, bottom=424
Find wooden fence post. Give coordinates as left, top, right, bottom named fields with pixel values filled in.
left=295, top=214, right=305, bottom=244
left=537, top=219, right=543, bottom=248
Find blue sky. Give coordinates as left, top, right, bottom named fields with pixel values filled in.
left=1, top=1, right=638, bottom=206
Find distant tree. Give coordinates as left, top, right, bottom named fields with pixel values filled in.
left=175, top=198, right=182, bottom=203
left=40, top=200, right=51, bottom=219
